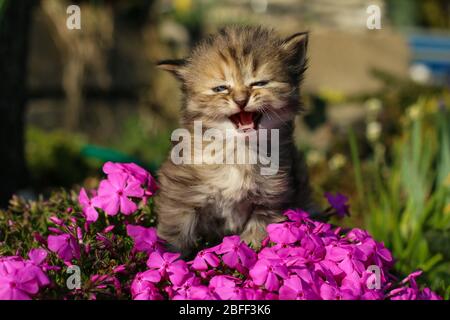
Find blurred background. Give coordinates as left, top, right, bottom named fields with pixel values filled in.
left=0, top=0, right=449, bottom=295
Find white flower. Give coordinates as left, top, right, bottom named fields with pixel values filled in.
left=366, top=121, right=382, bottom=142
left=407, top=104, right=422, bottom=120
left=328, top=153, right=347, bottom=171
left=365, top=98, right=382, bottom=117
left=306, top=150, right=325, bottom=166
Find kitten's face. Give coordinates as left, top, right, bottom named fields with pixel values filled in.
left=159, top=27, right=307, bottom=132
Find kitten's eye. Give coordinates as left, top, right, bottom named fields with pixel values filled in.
left=212, top=85, right=228, bottom=93
left=251, top=80, right=269, bottom=87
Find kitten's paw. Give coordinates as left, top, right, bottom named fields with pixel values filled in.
left=240, top=212, right=287, bottom=249
left=240, top=227, right=267, bottom=250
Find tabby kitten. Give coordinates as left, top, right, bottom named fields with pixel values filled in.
left=155, top=26, right=312, bottom=256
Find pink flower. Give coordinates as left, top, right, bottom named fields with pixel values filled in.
left=140, top=269, right=161, bottom=283
left=94, top=173, right=144, bottom=216
left=172, top=276, right=210, bottom=300
left=279, top=275, right=320, bottom=300
left=314, top=259, right=345, bottom=279
left=387, top=270, right=441, bottom=300
left=147, top=251, right=189, bottom=286
left=282, top=234, right=325, bottom=264
left=134, top=284, right=163, bottom=300
left=28, top=249, right=48, bottom=266
left=103, top=162, right=149, bottom=185
left=191, top=249, right=220, bottom=271
left=241, top=288, right=266, bottom=300
left=418, top=288, right=442, bottom=300
left=0, top=257, right=49, bottom=300
left=103, top=162, right=158, bottom=204
left=49, top=216, right=64, bottom=225
left=33, top=232, right=47, bottom=246
left=0, top=269, right=38, bottom=299
left=319, top=282, right=356, bottom=300
left=215, top=236, right=257, bottom=270
left=48, top=227, right=63, bottom=234
left=249, top=257, right=288, bottom=291
left=325, top=245, right=367, bottom=275
left=389, top=287, right=419, bottom=300
left=47, top=234, right=80, bottom=261
left=145, top=173, right=158, bottom=196
left=113, top=265, right=127, bottom=274
left=267, top=222, right=303, bottom=244
left=284, top=209, right=311, bottom=222
left=346, top=228, right=371, bottom=242
left=362, top=238, right=393, bottom=268
left=103, top=225, right=115, bottom=233
left=131, top=272, right=163, bottom=300
left=78, top=188, right=99, bottom=222
left=209, top=275, right=244, bottom=300
left=126, top=225, right=162, bottom=253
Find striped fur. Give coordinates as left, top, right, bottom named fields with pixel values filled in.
left=155, top=26, right=312, bottom=257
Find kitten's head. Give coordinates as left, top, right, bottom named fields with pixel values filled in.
left=158, top=26, right=308, bottom=132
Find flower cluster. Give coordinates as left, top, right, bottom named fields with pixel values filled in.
left=388, top=271, right=441, bottom=300
left=0, top=249, right=49, bottom=299
left=129, top=210, right=441, bottom=300
left=0, top=162, right=442, bottom=300
left=79, top=161, right=158, bottom=221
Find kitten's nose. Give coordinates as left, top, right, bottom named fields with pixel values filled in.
left=233, top=95, right=249, bottom=110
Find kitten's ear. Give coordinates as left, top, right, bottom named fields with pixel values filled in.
left=281, top=32, right=308, bottom=69
left=156, top=59, right=187, bottom=80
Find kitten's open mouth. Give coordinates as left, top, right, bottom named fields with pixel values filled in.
left=229, top=111, right=262, bottom=132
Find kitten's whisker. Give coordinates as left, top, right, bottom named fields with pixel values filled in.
left=265, top=105, right=290, bottom=126
left=260, top=105, right=272, bottom=121
left=261, top=104, right=288, bottom=126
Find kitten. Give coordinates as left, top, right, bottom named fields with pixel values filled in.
left=155, top=26, right=312, bottom=256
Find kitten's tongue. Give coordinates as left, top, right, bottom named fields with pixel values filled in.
left=230, top=111, right=255, bottom=130
left=239, top=111, right=254, bottom=125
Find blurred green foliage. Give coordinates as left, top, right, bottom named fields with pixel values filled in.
left=349, top=97, right=450, bottom=298
left=25, top=116, right=173, bottom=192
left=301, top=72, right=450, bottom=297
left=26, top=127, right=98, bottom=191
left=113, top=115, right=173, bottom=171
left=0, top=0, right=7, bottom=18
left=387, top=0, right=450, bottom=29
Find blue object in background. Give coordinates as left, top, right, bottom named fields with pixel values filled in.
left=408, top=33, right=450, bottom=85
left=81, top=144, right=158, bottom=174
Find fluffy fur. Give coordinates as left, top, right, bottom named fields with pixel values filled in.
left=155, top=26, right=312, bottom=256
